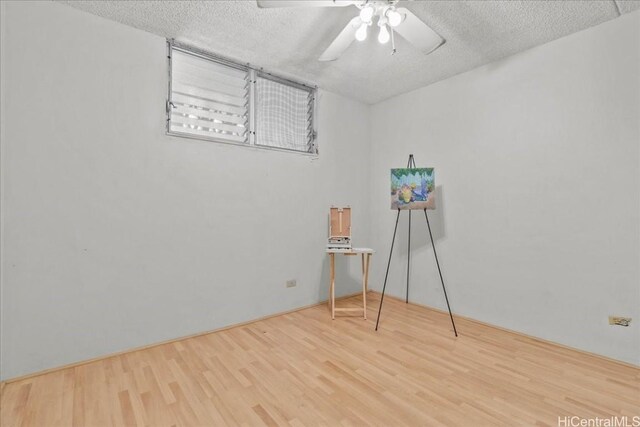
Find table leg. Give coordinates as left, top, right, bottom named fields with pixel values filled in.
left=328, top=254, right=332, bottom=308
left=330, top=253, right=335, bottom=320
left=362, top=253, right=367, bottom=320
left=366, top=253, right=370, bottom=293
left=362, top=254, right=371, bottom=320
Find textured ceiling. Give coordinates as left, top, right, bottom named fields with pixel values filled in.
left=57, top=0, right=640, bottom=104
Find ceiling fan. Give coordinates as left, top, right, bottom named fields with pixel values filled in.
left=256, top=0, right=444, bottom=61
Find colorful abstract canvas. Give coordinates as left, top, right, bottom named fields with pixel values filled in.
left=391, top=168, right=435, bottom=210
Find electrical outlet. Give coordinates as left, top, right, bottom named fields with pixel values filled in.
left=609, top=316, right=632, bottom=327
left=286, top=279, right=297, bottom=288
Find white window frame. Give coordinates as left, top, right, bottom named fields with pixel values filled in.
left=166, top=40, right=318, bottom=156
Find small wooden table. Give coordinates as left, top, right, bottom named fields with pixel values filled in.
left=326, top=248, right=373, bottom=320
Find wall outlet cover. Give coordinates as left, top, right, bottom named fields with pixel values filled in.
left=286, top=279, right=297, bottom=288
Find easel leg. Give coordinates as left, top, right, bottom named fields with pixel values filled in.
left=406, top=210, right=411, bottom=303
left=424, top=209, right=458, bottom=337
left=375, top=209, right=401, bottom=331
left=405, top=153, right=415, bottom=304
left=330, top=253, right=336, bottom=320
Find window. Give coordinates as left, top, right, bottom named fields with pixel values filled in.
left=168, top=48, right=250, bottom=144
left=167, top=42, right=317, bottom=154
left=256, top=75, right=316, bottom=153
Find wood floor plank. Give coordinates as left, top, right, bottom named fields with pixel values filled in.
left=1, top=293, right=638, bottom=426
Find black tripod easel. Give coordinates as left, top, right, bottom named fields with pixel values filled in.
left=375, top=154, right=458, bottom=337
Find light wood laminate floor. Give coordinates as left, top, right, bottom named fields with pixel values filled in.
left=1, top=293, right=639, bottom=426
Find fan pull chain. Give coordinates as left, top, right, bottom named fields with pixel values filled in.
left=391, top=27, right=397, bottom=55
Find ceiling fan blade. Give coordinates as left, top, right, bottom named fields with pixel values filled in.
left=257, top=0, right=357, bottom=8
left=393, top=8, right=444, bottom=55
left=318, top=17, right=361, bottom=62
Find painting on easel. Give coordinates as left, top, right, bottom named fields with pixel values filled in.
left=391, top=168, right=435, bottom=210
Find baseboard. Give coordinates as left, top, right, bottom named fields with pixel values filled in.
left=371, top=291, right=639, bottom=369
left=2, top=292, right=363, bottom=385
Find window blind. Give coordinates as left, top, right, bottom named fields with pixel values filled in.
left=169, top=49, right=250, bottom=144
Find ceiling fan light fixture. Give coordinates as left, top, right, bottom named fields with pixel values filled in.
left=258, top=0, right=446, bottom=61
left=355, top=22, right=368, bottom=41
left=359, top=5, right=374, bottom=23
left=377, top=23, right=390, bottom=44
left=386, top=8, right=402, bottom=27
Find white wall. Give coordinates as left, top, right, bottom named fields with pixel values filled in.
left=0, top=1, right=371, bottom=380
left=369, top=11, right=640, bottom=365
